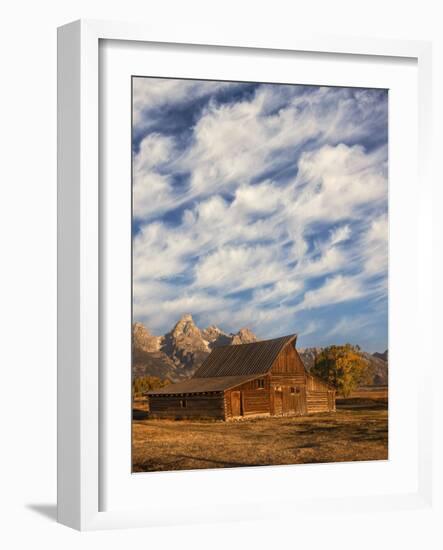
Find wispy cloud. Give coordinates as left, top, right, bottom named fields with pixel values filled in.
left=132, top=78, right=388, bottom=351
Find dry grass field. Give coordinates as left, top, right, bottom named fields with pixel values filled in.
left=132, top=399, right=388, bottom=472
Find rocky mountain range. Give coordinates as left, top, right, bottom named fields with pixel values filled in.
left=132, top=314, right=257, bottom=382
left=133, top=314, right=388, bottom=385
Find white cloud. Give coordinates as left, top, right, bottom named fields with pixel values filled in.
left=290, top=143, right=387, bottom=225
left=133, top=222, right=189, bottom=280
left=329, top=225, right=351, bottom=245
left=296, top=247, right=347, bottom=278
left=294, top=275, right=366, bottom=312
left=133, top=172, right=174, bottom=220
left=194, top=245, right=289, bottom=293
left=361, top=213, right=388, bottom=277
left=299, top=319, right=323, bottom=337
left=134, top=291, right=230, bottom=335
left=133, top=78, right=240, bottom=129
left=133, top=142, right=387, bottom=332
left=131, top=81, right=388, bottom=344
left=133, top=85, right=387, bottom=227
left=133, top=134, right=177, bottom=219
left=326, top=315, right=372, bottom=339
left=133, top=140, right=387, bottom=332
left=231, top=181, right=285, bottom=215
left=254, top=279, right=304, bottom=305
left=169, top=85, right=387, bottom=200
left=134, top=133, right=174, bottom=171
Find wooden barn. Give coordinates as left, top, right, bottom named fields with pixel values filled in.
left=147, top=335, right=336, bottom=420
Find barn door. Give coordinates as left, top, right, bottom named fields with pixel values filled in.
left=273, top=388, right=283, bottom=416
left=231, top=391, right=242, bottom=417
left=282, top=387, right=294, bottom=415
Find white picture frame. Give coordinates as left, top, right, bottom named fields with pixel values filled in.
left=57, top=19, right=433, bottom=531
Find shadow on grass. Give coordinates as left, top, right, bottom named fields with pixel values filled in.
left=336, top=399, right=388, bottom=411
left=132, top=408, right=150, bottom=420
left=294, top=442, right=322, bottom=449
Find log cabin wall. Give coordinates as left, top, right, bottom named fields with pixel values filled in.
left=306, top=391, right=331, bottom=413
left=269, top=345, right=308, bottom=415
left=269, top=346, right=336, bottom=414
left=306, top=373, right=331, bottom=392
left=327, top=390, right=336, bottom=411
left=305, top=373, right=335, bottom=413
left=224, top=376, right=271, bottom=419
left=271, top=343, right=306, bottom=376
left=149, top=393, right=225, bottom=419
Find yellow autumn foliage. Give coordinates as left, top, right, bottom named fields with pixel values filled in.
left=311, top=344, right=370, bottom=397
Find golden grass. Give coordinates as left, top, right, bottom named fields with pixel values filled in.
left=132, top=402, right=388, bottom=472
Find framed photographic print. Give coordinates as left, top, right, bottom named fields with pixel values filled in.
left=57, top=20, right=433, bottom=531
left=130, top=75, right=389, bottom=472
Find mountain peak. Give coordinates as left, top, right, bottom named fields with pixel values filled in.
left=133, top=321, right=149, bottom=333
left=133, top=315, right=258, bottom=381
left=179, top=313, right=194, bottom=323
left=171, top=313, right=200, bottom=338
left=231, top=327, right=257, bottom=345
left=132, top=322, right=162, bottom=352
left=205, top=324, right=221, bottom=333
left=201, top=324, right=231, bottom=347
left=165, top=313, right=209, bottom=362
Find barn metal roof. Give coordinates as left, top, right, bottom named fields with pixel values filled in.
left=146, top=375, right=260, bottom=395
left=193, top=334, right=297, bottom=378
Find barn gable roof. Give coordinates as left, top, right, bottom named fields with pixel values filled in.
left=193, top=334, right=297, bottom=378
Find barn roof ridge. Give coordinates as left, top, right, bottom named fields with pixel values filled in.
left=192, top=333, right=298, bottom=378
left=214, top=333, right=297, bottom=350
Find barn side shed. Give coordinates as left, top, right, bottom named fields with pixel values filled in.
left=147, top=335, right=336, bottom=420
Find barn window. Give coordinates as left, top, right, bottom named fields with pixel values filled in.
left=179, top=399, right=187, bottom=408
left=290, top=387, right=295, bottom=394
left=257, top=379, right=265, bottom=389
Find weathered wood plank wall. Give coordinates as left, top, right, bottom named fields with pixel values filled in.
left=224, top=377, right=271, bottom=419
left=149, top=393, right=225, bottom=419
left=272, top=344, right=306, bottom=374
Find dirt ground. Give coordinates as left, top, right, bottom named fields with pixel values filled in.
left=132, top=400, right=388, bottom=472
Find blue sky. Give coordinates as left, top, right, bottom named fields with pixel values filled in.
left=132, top=77, right=388, bottom=352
